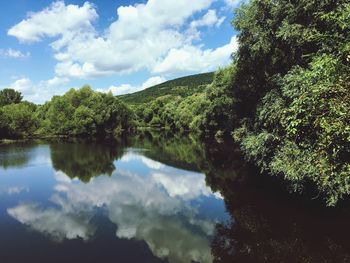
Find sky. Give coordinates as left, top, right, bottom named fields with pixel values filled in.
left=0, top=0, right=243, bottom=103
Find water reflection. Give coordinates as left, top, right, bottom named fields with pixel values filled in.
left=8, top=202, right=96, bottom=242
left=207, top=153, right=350, bottom=263
left=3, top=135, right=226, bottom=263
left=1, top=133, right=350, bottom=263
left=0, top=186, right=29, bottom=195
left=0, top=142, right=43, bottom=169
left=50, top=140, right=125, bottom=182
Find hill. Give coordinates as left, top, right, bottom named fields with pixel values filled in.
left=118, top=72, right=214, bottom=105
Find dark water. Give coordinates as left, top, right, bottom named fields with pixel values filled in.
left=0, top=133, right=350, bottom=263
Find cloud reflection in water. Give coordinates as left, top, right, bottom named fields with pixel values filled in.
left=7, top=152, right=226, bottom=263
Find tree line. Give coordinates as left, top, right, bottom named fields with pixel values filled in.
left=0, top=86, right=134, bottom=139
left=140, top=0, right=346, bottom=206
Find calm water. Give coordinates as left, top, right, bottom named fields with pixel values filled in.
left=0, top=133, right=350, bottom=263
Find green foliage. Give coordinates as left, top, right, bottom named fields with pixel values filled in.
left=38, top=86, right=134, bottom=136
left=0, top=143, right=37, bottom=169
left=0, top=89, right=23, bottom=106
left=134, top=93, right=209, bottom=132
left=0, top=89, right=37, bottom=139
left=50, top=141, right=125, bottom=182
left=46, top=95, right=75, bottom=134
left=0, top=86, right=134, bottom=139
left=240, top=54, right=350, bottom=205
left=209, top=0, right=350, bottom=205
left=0, top=102, right=37, bottom=138
left=231, top=0, right=347, bottom=118
left=202, top=66, right=237, bottom=135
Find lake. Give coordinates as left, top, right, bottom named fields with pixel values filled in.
left=0, top=133, right=350, bottom=263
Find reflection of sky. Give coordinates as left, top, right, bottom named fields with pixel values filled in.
left=1, top=146, right=228, bottom=263
left=0, top=145, right=52, bottom=170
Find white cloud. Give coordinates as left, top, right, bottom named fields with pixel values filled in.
left=121, top=152, right=165, bottom=169
left=119, top=152, right=219, bottom=200
left=46, top=76, right=70, bottom=87
left=141, top=157, right=165, bottom=170
left=8, top=0, right=237, bottom=80
left=152, top=172, right=216, bottom=200
left=7, top=76, right=70, bottom=103
left=55, top=61, right=115, bottom=79
left=7, top=149, right=226, bottom=263
left=141, top=76, right=166, bottom=89
left=98, top=84, right=133, bottom=96
left=98, top=76, right=166, bottom=96
left=7, top=203, right=95, bottom=242
left=153, top=36, right=238, bottom=75
left=0, top=48, right=30, bottom=58
left=49, top=168, right=215, bottom=262
left=190, top=10, right=225, bottom=29
left=54, top=171, right=73, bottom=183
left=8, top=1, right=97, bottom=43
left=8, top=78, right=33, bottom=93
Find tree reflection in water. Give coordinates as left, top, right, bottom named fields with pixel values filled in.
left=0, top=142, right=38, bottom=169
left=50, top=138, right=127, bottom=182
left=205, top=142, right=350, bottom=263
left=3, top=133, right=350, bottom=263
left=132, top=132, right=350, bottom=263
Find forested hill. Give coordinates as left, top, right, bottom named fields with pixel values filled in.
left=118, top=72, right=214, bottom=105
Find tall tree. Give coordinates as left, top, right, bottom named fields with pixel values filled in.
left=0, top=89, right=23, bottom=106
left=207, top=0, right=350, bottom=205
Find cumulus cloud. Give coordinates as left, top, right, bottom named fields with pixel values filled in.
left=0, top=48, right=30, bottom=58
left=50, top=167, right=217, bottom=263
left=153, top=36, right=238, bottom=75
left=141, top=157, right=165, bottom=170
left=98, top=76, right=166, bottom=96
left=7, top=76, right=70, bottom=103
left=8, top=0, right=237, bottom=80
left=152, top=172, right=215, bottom=200
left=8, top=1, right=97, bottom=43
left=7, top=149, right=226, bottom=262
left=190, top=10, right=225, bottom=29
left=8, top=78, right=32, bottom=93
left=54, top=171, right=73, bottom=183
left=7, top=203, right=95, bottom=242
left=119, top=152, right=220, bottom=200
left=121, top=152, right=165, bottom=169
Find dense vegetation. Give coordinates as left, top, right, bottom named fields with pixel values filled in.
left=50, top=140, right=125, bottom=182
left=206, top=0, right=350, bottom=206
left=0, top=89, right=38, bottom=138
left=0, top=86, right=134, bottom=139
left=126, top=0, right=350, bottom=205
left=121, top=73, right=215, bottom=131
left=119, top=72, right=214, bottom=105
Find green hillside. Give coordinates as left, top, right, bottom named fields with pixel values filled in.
left=118, top=72, right=214, bottom=105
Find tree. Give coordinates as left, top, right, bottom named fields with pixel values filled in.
left=203, top=66, right=236, bottom=135
left=0, top=103, right=37, bottom=138
left=37, top=86, right=134, bottom=137
left=0, top=89, right=23, bottom=106
left=209, top=0, right=350, bottom=205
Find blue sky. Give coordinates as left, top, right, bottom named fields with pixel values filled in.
left=0, top=0, right=242, bottom=103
